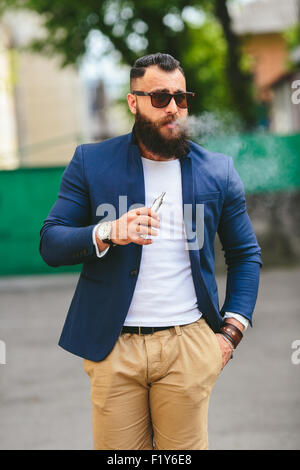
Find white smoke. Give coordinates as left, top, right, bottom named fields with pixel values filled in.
left=175, top=110, right=244, bottom=142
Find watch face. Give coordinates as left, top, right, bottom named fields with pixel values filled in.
left=97, top=222, right=111, bottom=241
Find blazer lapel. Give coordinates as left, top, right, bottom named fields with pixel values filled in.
left=126, top=130, right=146, bottom=212
left=180, top=153, right=197, bottom=249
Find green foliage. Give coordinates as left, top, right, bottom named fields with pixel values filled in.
left=0, top=0, right=255, bottom=124
left=283, top=25, right=300, bottom=71
left=284, top=25, right=300, bottom=51
left=181, top=19, right=233, bottom=113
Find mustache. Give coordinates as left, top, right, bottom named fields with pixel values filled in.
left=156, top=116, right=180, bottom=127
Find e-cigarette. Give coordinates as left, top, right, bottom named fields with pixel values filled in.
left=140, top=192, right=166, bottom=240
left=150, top=191, right=166, bottom=212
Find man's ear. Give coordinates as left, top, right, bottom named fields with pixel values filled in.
left=127, top=93, right=137, bottom=115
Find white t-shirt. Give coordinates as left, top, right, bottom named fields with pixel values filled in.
left=124, top=156, right=201, bottom=326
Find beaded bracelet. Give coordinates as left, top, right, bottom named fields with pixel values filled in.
left=220, top=333, right=234, bottom=351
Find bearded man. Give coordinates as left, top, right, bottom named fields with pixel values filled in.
left=40, top=53, right=262, bottom=450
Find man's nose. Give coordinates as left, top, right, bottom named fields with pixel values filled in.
left=164, top=96, right=178, bottom=113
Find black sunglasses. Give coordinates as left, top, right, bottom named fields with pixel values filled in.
left=132, top=91, right=195, bottom=109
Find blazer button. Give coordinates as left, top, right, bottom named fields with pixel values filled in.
left=130, top=269, right=138, bottom=277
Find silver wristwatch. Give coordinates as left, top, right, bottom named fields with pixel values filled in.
left=96, top=221, right=116, bottom=246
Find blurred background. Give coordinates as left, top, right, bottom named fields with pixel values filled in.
left=0, top=0, right=299, bottom=450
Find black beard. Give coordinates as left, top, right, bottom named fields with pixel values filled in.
left=134, top=110, right=190, bottom=159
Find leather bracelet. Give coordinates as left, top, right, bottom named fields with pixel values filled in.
left=220, top=333, right=234, bottom=351
left=219, top=322, right=243, bottom=349
left=219, top=327, right=241, bottom=349
left=223, top=322, right=243, bottom=340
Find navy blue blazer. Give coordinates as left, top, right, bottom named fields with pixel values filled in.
left=39, top=128, right=262, bottom=361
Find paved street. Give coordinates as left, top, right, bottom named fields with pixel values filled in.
left=0, top=266, right=299, bottom=450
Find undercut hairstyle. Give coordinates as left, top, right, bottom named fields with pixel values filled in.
left=130, top=53, right=185, bottom=91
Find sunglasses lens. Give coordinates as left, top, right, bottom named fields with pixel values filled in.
left=174, top=93, right=188, bottom=109
left=150, top=92, right=194, bottom=108
left=151, top=93, right=171, bottom=108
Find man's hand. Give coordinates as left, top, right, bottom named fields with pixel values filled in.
left=216, top=317, right=245, bottom=369
left=215, top=333, right=234, bottom=369
left=111, top=207, right=160, bottom=246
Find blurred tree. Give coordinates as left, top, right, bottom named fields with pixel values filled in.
left=0, top=0, right=256, bottom=127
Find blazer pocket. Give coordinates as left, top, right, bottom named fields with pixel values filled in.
left=195, top=191, right=221, bottom=202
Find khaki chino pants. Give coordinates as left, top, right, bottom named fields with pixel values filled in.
left=83, top=317, right=222, bottom=450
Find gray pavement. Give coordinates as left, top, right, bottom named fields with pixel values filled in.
left=0, top=266, right=299, bottom=450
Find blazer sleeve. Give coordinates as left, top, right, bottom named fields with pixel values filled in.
left=39, top=145, right=110, bottom=267
left=217, top=156, right=263, bottom=326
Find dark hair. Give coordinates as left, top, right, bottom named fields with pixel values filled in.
left=130, top=53, right=185, bottom=90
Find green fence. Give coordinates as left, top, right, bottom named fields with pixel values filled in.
left=0, top=166, right=77, bottom=276
left=0, top=133, right=300, bottom=277
left=204, top=132, right=300, bottom=193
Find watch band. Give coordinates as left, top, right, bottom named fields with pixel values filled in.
left=102, top=238, right=117, bottom=246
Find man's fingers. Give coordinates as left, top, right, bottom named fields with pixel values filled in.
left=134, top=220, right=159, bottom=235
left=116, top=207, right=160, bottom=245
left=135, top=207, right=160, bottom=221
left=137, top=215, right=160, bottom=228
left=135, top=225, right=159, bottom=236
left=134, top=236, right=153, bottom=245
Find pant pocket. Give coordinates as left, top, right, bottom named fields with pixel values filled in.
left=198, top=318, right=223, bottom=375
left=210, top=331, right=223, bottom=374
